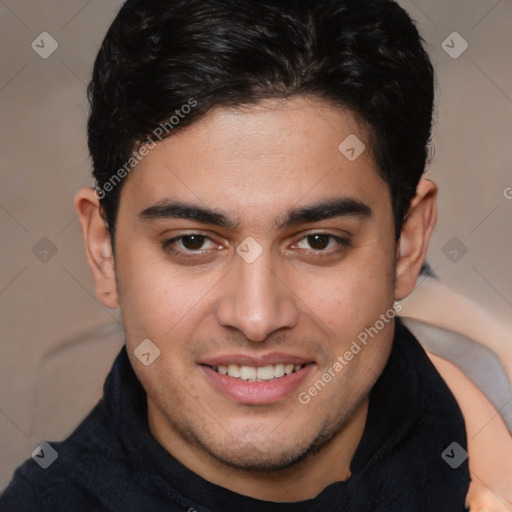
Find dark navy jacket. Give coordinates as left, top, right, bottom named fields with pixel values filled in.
left=0, top=319, right=470, bottom=511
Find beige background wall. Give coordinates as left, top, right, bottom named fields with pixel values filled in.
left=1, top=0, right=511, bottom=490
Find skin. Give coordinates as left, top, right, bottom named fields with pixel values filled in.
left=429, top=354, right=512, bottom=511
left=403, top=277, right=512, bottom=508
left=75, top=96, right=438, bottom=501
left=403, top=277, right=512, bottom=388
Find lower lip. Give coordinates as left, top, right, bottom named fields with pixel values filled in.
left=200, top=364, right=314, bottom=405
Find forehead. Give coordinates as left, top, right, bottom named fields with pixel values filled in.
left=120, top=96, right=389, bottom=224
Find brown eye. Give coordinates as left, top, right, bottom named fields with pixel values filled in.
left=161, top=232, right=224, bottom=265
left=295, top=233, right=351, bottom=252
left=163, top=234, right=219, bottom=254
left=307, top=234, right=330, bottom=250
left=180, top=235, right=207, bottom=250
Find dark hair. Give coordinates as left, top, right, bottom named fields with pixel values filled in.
left=87, top=0, right=434, bottom=242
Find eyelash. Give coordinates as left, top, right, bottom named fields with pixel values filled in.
left=162, top=234, right=219, bottom=256
left=161, top=232, right=352, bottom=258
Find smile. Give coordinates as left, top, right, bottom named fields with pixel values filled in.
left=200, top=362, right=314, bottom=405
left=210, top=363, right=306, bottom=381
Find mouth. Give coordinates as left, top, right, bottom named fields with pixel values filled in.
left=199, top=356, right=314, bottom=405
left=206, top=363, right=306, bottom=382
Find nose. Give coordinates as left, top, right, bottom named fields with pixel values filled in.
left=215, top=252, right=300, bottom=342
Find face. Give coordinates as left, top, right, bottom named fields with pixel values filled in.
left=77, top=96, right=436, bottom=484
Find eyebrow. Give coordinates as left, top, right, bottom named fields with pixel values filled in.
left=139, top=200, right=238, bottom=230
left=139, top=197, right=372, bottom=230
left=276, top=197, right=372, bottom=229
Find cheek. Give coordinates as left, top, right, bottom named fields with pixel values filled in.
left=116, top=251, right=220, bottom=344
left=292, top=252, right=395, bottom=335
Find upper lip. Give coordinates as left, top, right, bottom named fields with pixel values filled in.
left=200, top=352, right=314, bottom=367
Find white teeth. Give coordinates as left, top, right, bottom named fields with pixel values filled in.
left=227, top=364, right=240, bottom=378
left=274, top=364, right=285, bottom=378
left=240, top=366, right=257, bottom=381
left=256, top=365, right=275, bottom=380
left=215, top=363, right=304, bottom=380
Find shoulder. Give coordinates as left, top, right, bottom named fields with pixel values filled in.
left=355, top=318, right=470, bottom=509
left=0, top=456, right=99, bottom=512
left=0, top=400, right=127, bottom=511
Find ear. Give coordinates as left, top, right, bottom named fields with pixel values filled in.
left=394, top=178, right=437, bottom=301
left=74, top=188, right=119, bottom=308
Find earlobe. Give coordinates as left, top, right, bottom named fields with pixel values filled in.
left=74, top=188, right=119, bottom=309
left=394, top=178, right=437, bottom=301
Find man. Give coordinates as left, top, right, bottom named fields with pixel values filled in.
left=0, top=0, right=491, bottom=509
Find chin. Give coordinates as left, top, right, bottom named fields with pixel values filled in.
left=205, top=439, right=311, bottom=472
left=199, top=416, right=341, bottom=473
